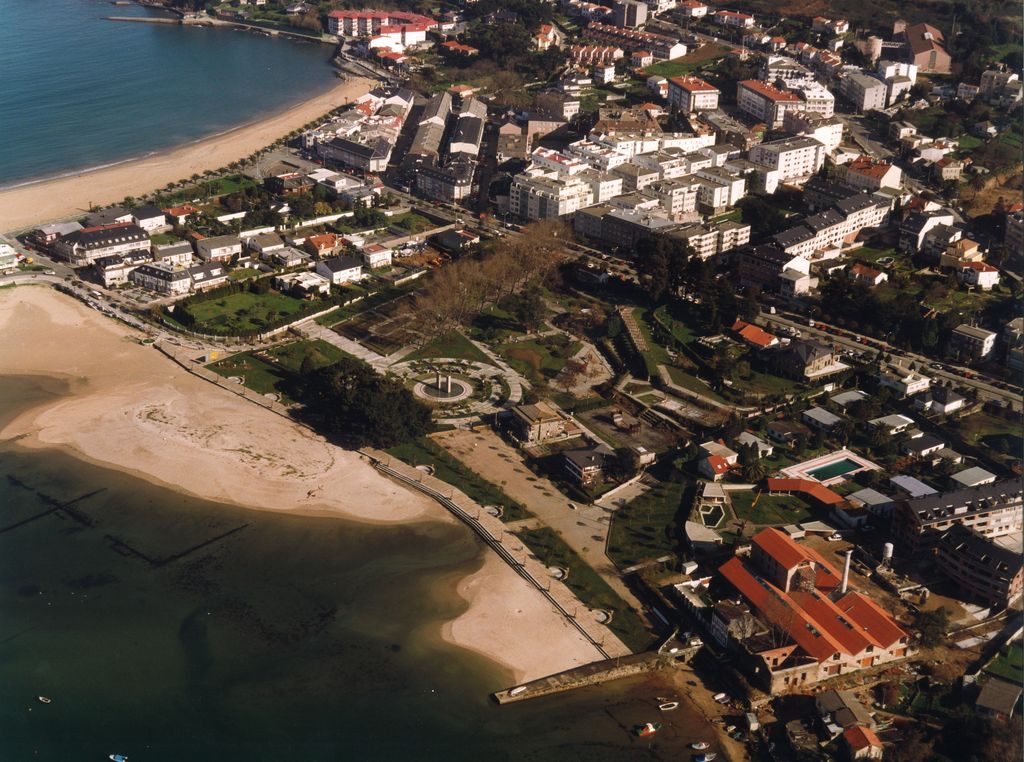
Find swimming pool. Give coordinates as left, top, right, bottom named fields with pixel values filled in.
left=806, top=457, right=863, bottom=481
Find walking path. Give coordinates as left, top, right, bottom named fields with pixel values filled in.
left=299, top=322, right=389, bottom=371
left=361, top=446, right=631, bottom=659
left=433, top=428, right=647, bottom=616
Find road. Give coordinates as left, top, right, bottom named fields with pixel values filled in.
left=760, top=311, right=1023, bottom=408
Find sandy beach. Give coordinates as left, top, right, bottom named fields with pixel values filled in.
left=0, top=286, right=603, bottom=683
left=0, top=76, right=373, bottom=233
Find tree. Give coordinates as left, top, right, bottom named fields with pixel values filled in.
left=290, top=358, right=433, bottom=449
left=511, top=286, right=546, bottom=332
left=916, top=606, right=950, bottom=647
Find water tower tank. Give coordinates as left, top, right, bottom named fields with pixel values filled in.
left=883, top=542, right=894, bottom=563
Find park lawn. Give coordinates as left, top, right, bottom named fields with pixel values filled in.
left=469, top=304, right=526, bottom=342
left=402, top=331, right=492, bottom=364
left=184, top=290, right=313, bottom=334
left=391, top=212, right=434, bottom=233
left=263, top=339, right=351, bottom=374
left=643, top=43, right=731, bottom=77
left=955, top=410, right=1023, bottom=463
left=516, top=526, right=656, bottom=652
left=653, top=305, right=700, bottom=346
left=499, top=336, right=581, bottom=384
left=607, top=478, right=691, bottom=570
left=729, top=368, right=804, bottom=397
left=956, top=134, right=984, bottom=151
left=664, top=365, right=729, bottom=403
left=985, top=641, right=1024, bottom=685
left=207, top=351, right=287, bottom=397
left=386, top=438, right=530, bottom=522
left=730, top=490, right=812, bottom=526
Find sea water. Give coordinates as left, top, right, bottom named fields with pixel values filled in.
left=0, top=0, right=340, bottom=188
left=0, top=375, right=708, bottom=760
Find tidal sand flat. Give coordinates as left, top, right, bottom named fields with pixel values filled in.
left=0, top=287, right=603, bottom=684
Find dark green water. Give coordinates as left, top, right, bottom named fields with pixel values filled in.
left=0, top=376, right=707, bottom=761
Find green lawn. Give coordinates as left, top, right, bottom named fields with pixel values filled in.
left=956, top=134, right=984, bottom=151
left=955, top=411, right=1023, bottom=463
left=607, top=479, right=691, bottom=569
left=262, top=339, right=351, bottom=374
left=516, top=526, right=656, bottom=652
left=468, top=305, right=526, bottom=342
left=150, top=233, right=181, bottom=246
left=386, top=438, right=530, bottom=522
left=498, top=335, right=581, bottom=384
left=985, top=641, right=1024, bottom=685
left=730, top=490, right=812, bottom=526
left=402, top=332, right=493, bottom=364
left=642, top=43, right=731, bottom=77
left=391, top=212, right=434, bottom=233
left=729, top=368, right=803, bottom=397
left=208, top=352, right=287, bottom=397
left=664, top=365, right=728, bottom=403
left=228, top=268, right=262, bottom=281
left=206, top=339, right=351, bottom=399
left=183, top=290, right=318, bottom=335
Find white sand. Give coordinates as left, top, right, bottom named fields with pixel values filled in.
left=0, top=77, right=373, bottom=233
left=0, top=287, right=602, bottom=683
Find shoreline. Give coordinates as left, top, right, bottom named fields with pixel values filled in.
left=0, top=75, right=373, bottom=233
left=0, top=286, right=603, bottom=685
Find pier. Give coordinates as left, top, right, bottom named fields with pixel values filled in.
left=105, top=15, right=179, bottom=24
left=492, top=648, right=698, bottom=704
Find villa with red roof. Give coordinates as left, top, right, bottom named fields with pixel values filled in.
left=839, top=157, right=903, bottom=192
left=843, top=725, right=883, bottom=759
left=731, top=319, right=780, bottom=349
left=718, top=528, right=911, bottom=693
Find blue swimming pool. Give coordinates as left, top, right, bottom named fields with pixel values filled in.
left=806, top=457, right=862, bottom=481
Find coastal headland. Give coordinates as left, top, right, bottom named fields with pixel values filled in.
left=0, top=286, right=604, bottom=684
left=0, top=76, right=373, bottom=234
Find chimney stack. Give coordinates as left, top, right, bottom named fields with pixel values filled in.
left=841, top=550, right=853, bottom=594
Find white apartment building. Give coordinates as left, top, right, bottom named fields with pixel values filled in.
left=748, top=136, right=826, bottom=184
left=952, top=324, right=998, bottom=359
left=787, top=79, right=836, bottom=118
left=694, top=167, right=746, bottom=213
left=510, top=173, right=599, bottom=220
left=531, top=147, right=590, bottom=176
left=782, top=111, right=844, bottom=153
left=647, top=178, right=699, bottom=219
left=667, top=76, right=721, bottom=114
left=877, top=60, right=918, bottom=84
left=840, top=72, right=887, bottom=113
left=53, top=223, right=151, bottom=267
left=737, top=80, right=804, bottom=129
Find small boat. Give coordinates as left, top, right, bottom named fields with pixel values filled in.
left=695, top=754, right=717, bottom=762
left=509, top=686, right=527, bottom=697
left=659, top=701, right=679, bottom=711
left=725, top=725, right=736, bottom=733
left=37, top=696, right=52, bottom=704
left=712, top=692, right=728, bottom=703
left=636, top=722, right=662, bottom=737
left=109, top=756, right=128, bottom=762
left=691, top=741, right=710, bottom=750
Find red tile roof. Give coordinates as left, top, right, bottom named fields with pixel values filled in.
left=670, top=75, right=720, bottom=93
left=766, top=478, right=846, bottom=506
left=705, top=454, right=731, bottom=474
left=847, top=157, right=895, bottom=179
left=732, top=319, right=778, bottom=348
left=721, top=534, right=906, bottom=665
left=960, top=261, right=998, bottom=272
left=835, top=591, right=907, bottom=648
left=739, top=79, right=802, bottom=102
left=844, top=725, right=882, bottom=750
left=719, top=556, right=844, bottom=661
